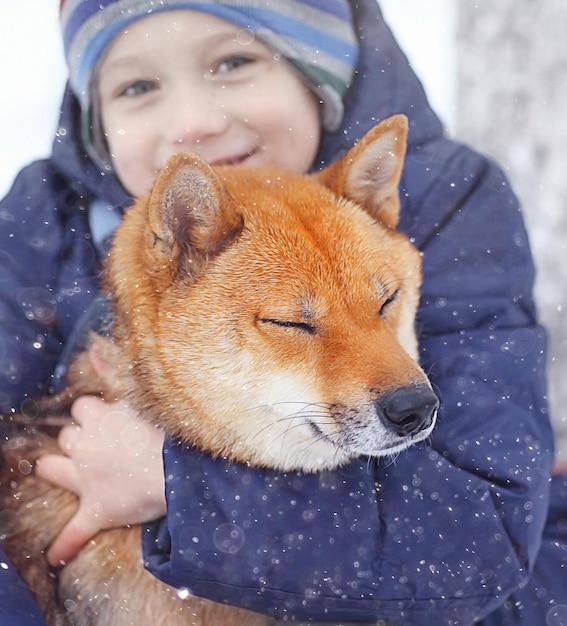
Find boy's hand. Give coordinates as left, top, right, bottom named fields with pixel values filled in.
left=35, top=395, right=166, bottom=567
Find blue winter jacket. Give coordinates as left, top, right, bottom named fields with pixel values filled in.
left=0, top=1, right=558, bottom=625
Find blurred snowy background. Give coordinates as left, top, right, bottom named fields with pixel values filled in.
left=1, top=0, right=565, bottom=458
left=455, top=1, right=567, bottom=462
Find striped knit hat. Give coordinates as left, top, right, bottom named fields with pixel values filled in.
left=60, top=0, right=359, bottom=166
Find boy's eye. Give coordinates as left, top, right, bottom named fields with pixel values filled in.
left=121, top=79, right=159, bottom=97
left=214, top=55, right=254, bottom=74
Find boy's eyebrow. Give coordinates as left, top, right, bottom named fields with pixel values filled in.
left=97, top=60, right=155, bottom=88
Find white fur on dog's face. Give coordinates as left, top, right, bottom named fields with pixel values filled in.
left=98, top=10, right=321, bottom=198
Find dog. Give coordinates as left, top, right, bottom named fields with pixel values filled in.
left=0, top=114, right=438, bottom=625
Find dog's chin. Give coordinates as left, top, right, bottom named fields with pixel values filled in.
left=354, top=420, right=436, bottom=458
left=246, top=411, right=437, bottom=473
left=306, top=416, right=436, bottom=462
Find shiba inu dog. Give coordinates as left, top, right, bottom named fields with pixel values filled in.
left=0, top=114, right=438, bottom=625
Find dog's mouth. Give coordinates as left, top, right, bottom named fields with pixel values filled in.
left=305, top=410, right=436, bottom=457
left=307, top=420, right=326, bottom=440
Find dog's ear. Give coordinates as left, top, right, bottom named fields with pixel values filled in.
left=144, top=153, right=244, bottom=281
left=317, top=114, right=408, bottom=229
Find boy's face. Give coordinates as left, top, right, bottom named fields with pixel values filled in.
left=97, top=10, right=322, bottom=197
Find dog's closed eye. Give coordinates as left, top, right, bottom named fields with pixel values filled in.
left=379, top=288, right=400, bottom=317
left=259, top=318, right=317, bottom=335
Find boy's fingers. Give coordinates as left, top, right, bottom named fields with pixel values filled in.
left=35, top=454, right=80, bottom=494
left=70, top=394, right=101, bottom=424
left=57, top=422, right=82, bottom=452
left=46, top=510, right=99, bottom=567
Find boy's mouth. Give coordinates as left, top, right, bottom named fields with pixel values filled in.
left=208, top=148, right=259, bottom=167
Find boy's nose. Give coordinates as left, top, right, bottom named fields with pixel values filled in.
left=167, top=89, right=230, bottom=145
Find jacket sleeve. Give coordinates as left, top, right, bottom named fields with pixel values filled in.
left=0, top=160, right=99, bottom=418
left=142, top=145, right=554, bottom=624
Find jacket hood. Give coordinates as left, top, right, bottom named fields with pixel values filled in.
left=50, top=0, right=443, bottom=202
left=315, top=1, right=444, bottom=169
left=51, top=84, right=132, bottom=210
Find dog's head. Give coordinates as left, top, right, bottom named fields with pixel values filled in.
left=105, top=114, right=438, bottom=471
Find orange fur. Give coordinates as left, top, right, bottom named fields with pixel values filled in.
left=0, top=115, right=438, bottom=625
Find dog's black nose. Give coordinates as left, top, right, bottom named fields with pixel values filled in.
left=378, top=385, right=439, bottom=437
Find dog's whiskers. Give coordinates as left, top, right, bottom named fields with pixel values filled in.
left=245, top=401, right=338, bottom=451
